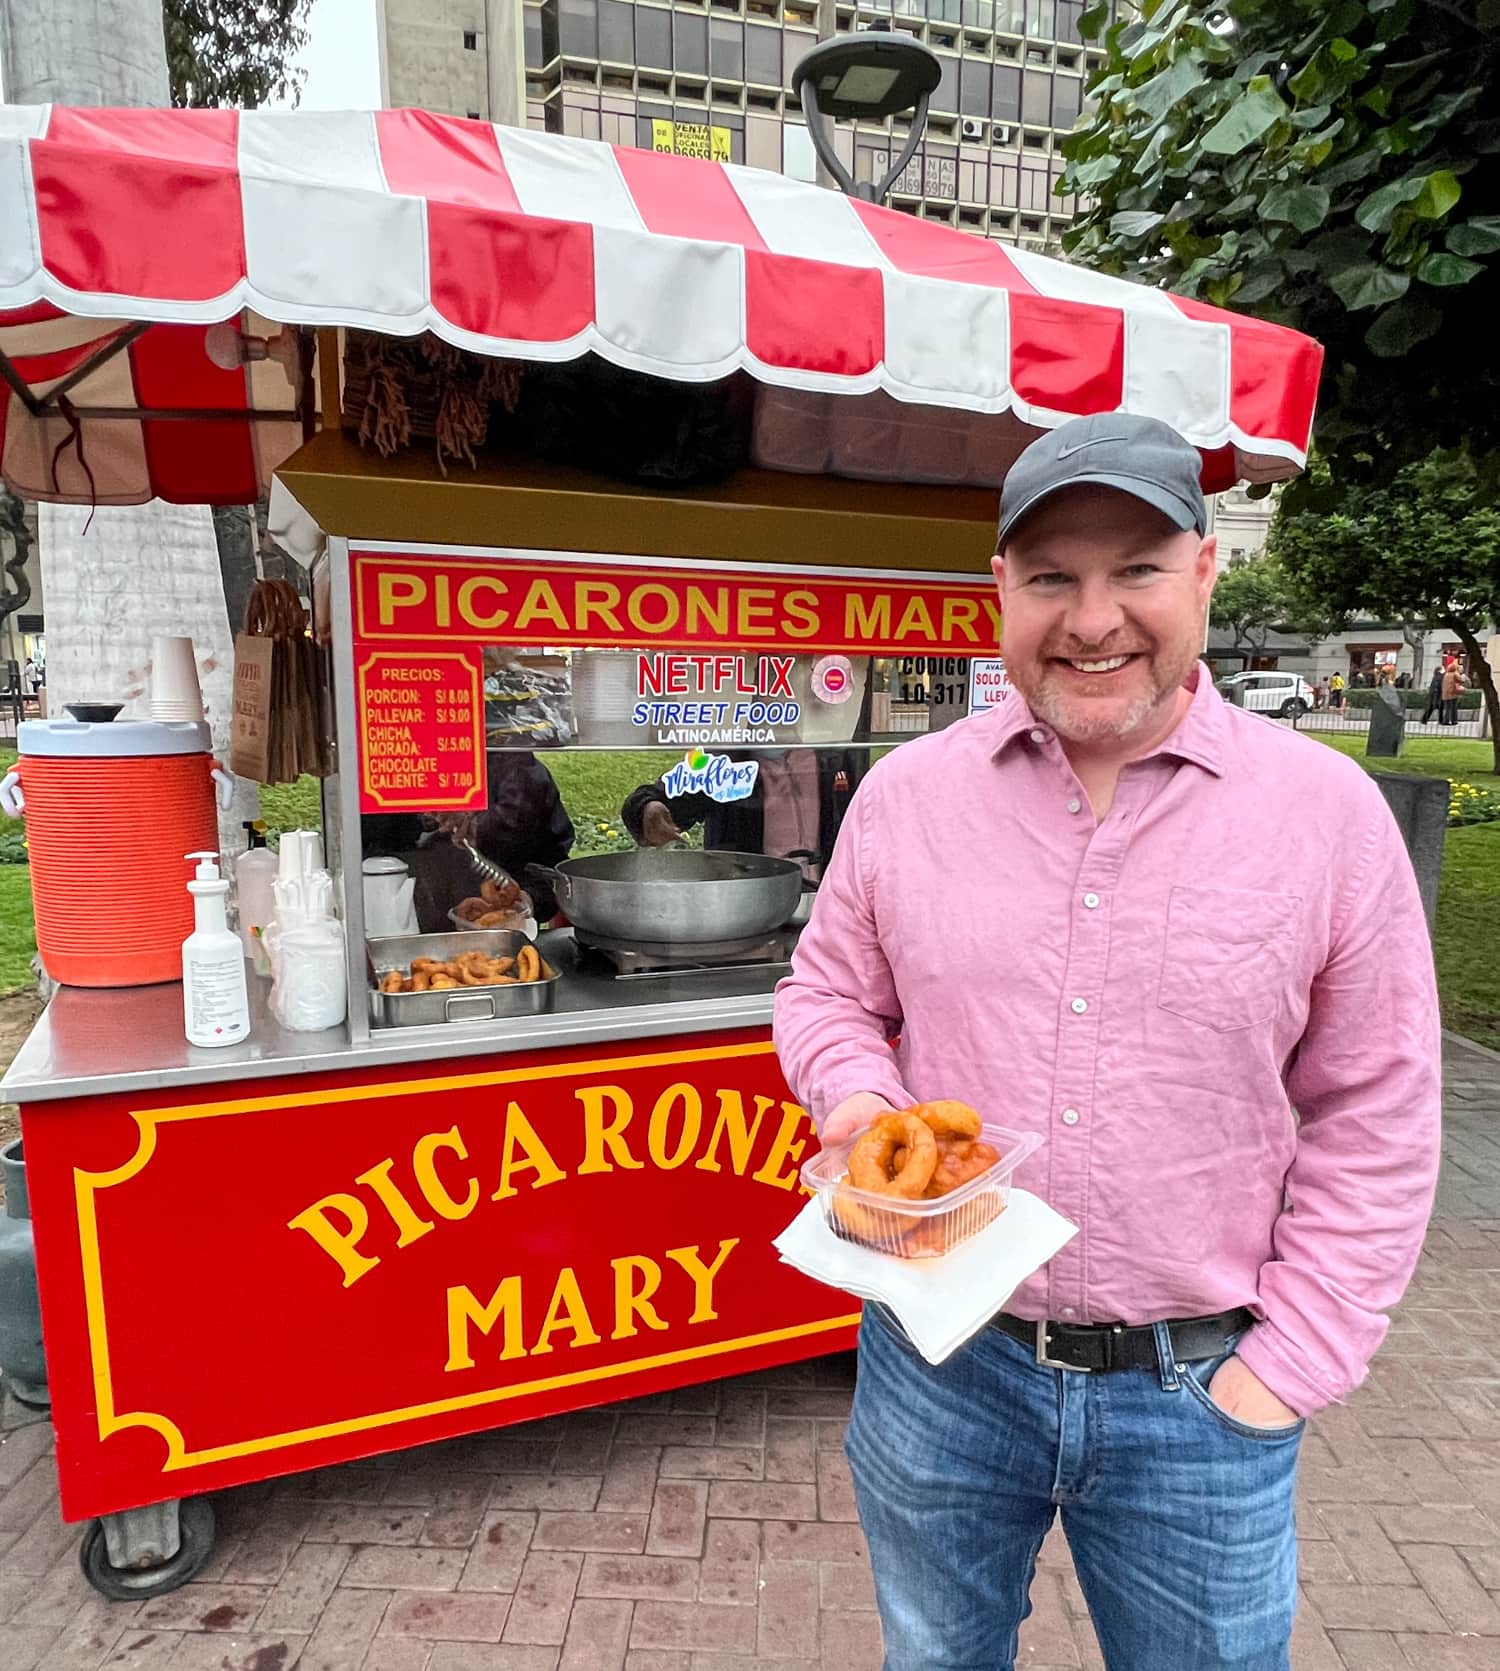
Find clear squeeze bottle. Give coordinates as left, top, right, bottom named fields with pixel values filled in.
left=182, top=851, right=252, bottom=1047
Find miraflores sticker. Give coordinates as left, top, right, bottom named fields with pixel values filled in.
left=660, top=749, right=760, bottom=804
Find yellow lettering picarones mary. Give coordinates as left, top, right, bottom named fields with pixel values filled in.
left=845, top=593, right=891, bottom=640
left=375, top=572, right=425, bottom=628
left=287, top=1192, right=380, bottom=1288
left=531, top=1266, right=603, bottom=1356
left=751, top=1102, right=814, bottom=1190
left=491, top=1101, right=567, bottom=1200
left=414, top=1125, right=479, bottom=1221
left=576, top=1084, right=644, bottom=1175
left=782, top=590, right=819, bottom=638
left=611, top=1255, right=669, bottom=1339
left=456, top=575, right=508, bottom=630
left=446, top=1276, right=524, bottom=1369
left=666, top=1239, right=739, bottom=1324
left=695, top=1090, right=776, bottom=1176
left=514, top=579, right=568, bottom=632
left=648, top=1083, right=702, bottom=1171
left=357, top=1156, right=434, bottom=1248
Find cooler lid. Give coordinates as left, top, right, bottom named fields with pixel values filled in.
left=17, top=719, right=213, bottom=758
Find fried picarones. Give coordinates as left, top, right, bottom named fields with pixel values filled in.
left=378, top=947, right=552, bottom=995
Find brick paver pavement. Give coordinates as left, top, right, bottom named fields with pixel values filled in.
left=2, top=1035, right=1498, bottom=1671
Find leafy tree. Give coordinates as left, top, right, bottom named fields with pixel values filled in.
left=1060, top=0, right=1500, bottom=501
left=164, top=0, right=312, bottom=109
left=1209, top=553, right=1297, bottom=656
left=1268, top=452, right=1500, bottom=768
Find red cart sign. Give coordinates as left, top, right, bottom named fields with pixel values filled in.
left=24, top=1031, right=857, bottom=1520
left=356, top=647, right=486, bottom=813
left=352, top=549, right=1002, bottom=657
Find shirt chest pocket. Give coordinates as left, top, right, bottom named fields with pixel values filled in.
left=1157, top=885, right=1302, bottom=1033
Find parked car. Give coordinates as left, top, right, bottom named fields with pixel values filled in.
left=1218, top=671, right=1316, bottom=718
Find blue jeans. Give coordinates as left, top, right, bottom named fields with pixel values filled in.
left=847, top=1306, right=1304, bottom=1671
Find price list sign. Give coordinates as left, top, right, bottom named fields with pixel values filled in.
left=356, top=649, right=486, bottom=814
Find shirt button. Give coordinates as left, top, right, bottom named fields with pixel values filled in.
left=1029, top=728, right=1047, bottom=744
left=1061, top=1108, right=1080, bottom=1126
left=1070, top=997, right=1088, bottom=1015
left=1067, top=798, right=1082, bottom=814
left=1060, top=1306, right=1077, bottom=1318
left=1083, top=892, right=1100, bottom=909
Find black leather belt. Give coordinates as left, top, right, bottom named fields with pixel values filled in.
left=992, top=1307, right=1254, bottom=1373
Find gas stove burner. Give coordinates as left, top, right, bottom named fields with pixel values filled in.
left=574, top=924, right=799, bottom=978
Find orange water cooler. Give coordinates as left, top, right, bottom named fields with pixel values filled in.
left=0, top=719, right=234, bottom=988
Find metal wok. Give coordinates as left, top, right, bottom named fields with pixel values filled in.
left=531, top=849, right=804, bottom=945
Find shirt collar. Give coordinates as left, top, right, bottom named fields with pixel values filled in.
left=987, top=662, right=1227, bottom=778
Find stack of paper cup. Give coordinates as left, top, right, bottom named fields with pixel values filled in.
left=150, top=635, right=206, bottom=723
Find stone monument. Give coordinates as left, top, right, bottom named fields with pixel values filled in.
left=1367, top=685, right=1407, bottom=758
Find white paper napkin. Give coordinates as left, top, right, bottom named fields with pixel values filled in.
left=774, top=1190, right=1078, bottom=1365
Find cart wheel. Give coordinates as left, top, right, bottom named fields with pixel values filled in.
left=79, top=1498, right=215, bottom=1600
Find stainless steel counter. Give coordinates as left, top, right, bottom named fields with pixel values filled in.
left=1, top=935, right=781, bottom=1103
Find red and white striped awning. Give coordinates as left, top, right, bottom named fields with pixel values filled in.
left=0, top=105, right=1323, bottom=508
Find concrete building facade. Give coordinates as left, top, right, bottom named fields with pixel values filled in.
left=377, top=0, right=1115, bottom=254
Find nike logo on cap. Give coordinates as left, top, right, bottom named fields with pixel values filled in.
left=1056, top=433, right=1134, bottom=459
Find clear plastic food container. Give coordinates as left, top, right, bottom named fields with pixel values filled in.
left=800, top=1121, right=1043, bottom=1260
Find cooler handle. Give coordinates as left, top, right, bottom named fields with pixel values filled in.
left=0, top=768, right=22, bottom=818
left=210, top=763, right=236, bottom=812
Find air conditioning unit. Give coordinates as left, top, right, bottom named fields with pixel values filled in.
left=992, top=124, right=1012, bottom=144
left=960, top=117, right=986, bottom=140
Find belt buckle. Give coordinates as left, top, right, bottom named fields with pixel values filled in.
left=1035, top=1319, right=1092, bottom=1373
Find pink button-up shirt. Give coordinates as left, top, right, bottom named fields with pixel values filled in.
left=774, top=673, right=1442, bottom=1414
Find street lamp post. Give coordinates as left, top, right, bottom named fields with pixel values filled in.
left=793, top=27, right=942, bottom=205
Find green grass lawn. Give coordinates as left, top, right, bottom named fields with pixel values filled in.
left=1434, top=823, right=1500, bottom=1050
left=1307, top=730, right=1498, bottom=784
left=0, top=866, right=37, bottom=994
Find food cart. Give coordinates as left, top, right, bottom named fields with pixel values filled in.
left=0, top=105, right=1321, bottom=1596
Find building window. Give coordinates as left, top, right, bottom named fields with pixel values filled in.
left=992, top=64, right=1021, bottom=122
left=636, top=6, right=672, bottom=70
left=523, top=8, right=544, bottom=68
left=674, top=11, right=708, bottom=76
left=933, top=53, right=959, bottom=113
left=463, top=29, right=477, bottom=50
left=558, top=0, right=597, bottom=58
left=1052, top=75, right=1081, bottom=129
left=745, top=23, right=780, bottom=86
left=711, top=19, right=743, bottom=80
left=960, top=60, right=991, bottom=118
left=599, top=0, right=632, bottom=62
left=1026, top=0, right=1056, bottom=36
left=1022, top=68, right=1051, bottom=126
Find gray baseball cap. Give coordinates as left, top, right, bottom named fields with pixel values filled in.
left=997, top=413, right=1207, bottom=548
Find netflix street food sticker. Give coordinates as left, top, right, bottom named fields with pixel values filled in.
left=631, top=653, right=804, bottom=744
left=358, top=649, right=487, bottom=813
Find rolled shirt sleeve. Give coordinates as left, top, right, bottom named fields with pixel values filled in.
left=1237, top=796, right=1443, bottom=1415
left=774, top=773, right=913, bottom=1129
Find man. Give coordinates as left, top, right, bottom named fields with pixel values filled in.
left=1421, top=663, right=1445, bottom=725
left=774, top=414, right=1440, bottom=1671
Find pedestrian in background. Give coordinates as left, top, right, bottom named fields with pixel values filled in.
left=1421, top=664, right=1445, bottom=724
left=1441, top=659, right=1465, bottom=726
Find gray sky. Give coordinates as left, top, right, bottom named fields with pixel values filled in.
left=284, top=0, right=383, bottom=109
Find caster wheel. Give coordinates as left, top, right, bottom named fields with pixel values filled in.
left=79, top=1498, right=216, bottom=1600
